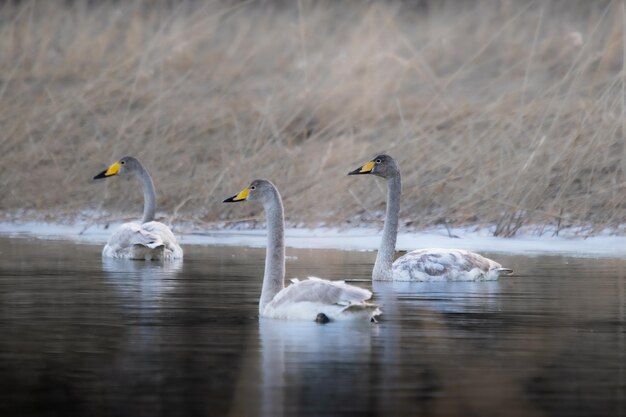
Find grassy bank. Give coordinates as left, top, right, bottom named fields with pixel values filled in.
left=1, top=0, right=625, bottom=236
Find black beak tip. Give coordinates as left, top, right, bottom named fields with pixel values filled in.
left=223, top=196, right=236, bottom=203
left=93, top=170, right=107, bottom=180
left=348, top=167, right=364, bottom=176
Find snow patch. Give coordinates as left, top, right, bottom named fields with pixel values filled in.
left=0, top=221, right=624, bottom=258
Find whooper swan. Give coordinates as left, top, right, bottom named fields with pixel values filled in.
left=93, top=156, right=183, bottom=261
left=224, top=179, right=380, bottom=322
left=348, top=154, right=512, bottom=282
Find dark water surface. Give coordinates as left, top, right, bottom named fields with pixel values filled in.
left=0, top=237, right=624, bottom=417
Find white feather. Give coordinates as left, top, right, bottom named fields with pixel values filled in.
left=102, top=221, right=183, bottom=261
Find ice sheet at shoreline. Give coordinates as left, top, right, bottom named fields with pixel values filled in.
left=0, top=221, right=625, bottom=258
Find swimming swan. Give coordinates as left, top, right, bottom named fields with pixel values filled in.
left=224, top=179, right=380, bottom=322
left=348, top=154, right=512, bottom=281
left=93, top=156, right=183, bottom=261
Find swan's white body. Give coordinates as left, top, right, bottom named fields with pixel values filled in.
left=392, top=248, right=507, bottom=282
left=350, top=155, right=511, bottom=282
left=263, top=277, right=380, bottom=321
left=94, top=156, right=183, bottom=261
left=225, top=180, right=380, bottom=322
left=103, top=221, right=183, bottom=261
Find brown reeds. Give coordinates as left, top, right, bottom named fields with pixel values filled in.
left=1, top=0, right=625, bottom=236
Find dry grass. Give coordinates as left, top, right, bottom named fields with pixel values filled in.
left=2, top=0, right=626, bottom=236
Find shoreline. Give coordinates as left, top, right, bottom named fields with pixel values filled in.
left=1, top=220, right=625, bottom=259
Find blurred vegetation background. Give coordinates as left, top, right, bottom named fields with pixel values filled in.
left=1, top=0, right=626, bottom=236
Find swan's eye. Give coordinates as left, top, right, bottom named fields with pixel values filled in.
left=375, top=159, right=381, bottom=164
left=250, top=186, right=256, bottom=190
left=120, top=161, right=126, bottom=165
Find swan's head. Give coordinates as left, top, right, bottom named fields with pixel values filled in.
left=348, top=154, right=399, bottom=179
left=223, top=179, right=278, bottom=205
left=93, top=156, right=142, bottom=180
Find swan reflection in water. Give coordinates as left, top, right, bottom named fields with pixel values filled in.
left=373, top=279, right=504, bottom=316
left=368, top=279, right=561, bottom=416
left=101, top=258, right=183, bottom=357
left=102, top=257, right=182, bottom=309
left=230, top=319, right=378, bottom=417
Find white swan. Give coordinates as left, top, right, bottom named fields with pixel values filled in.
left=93, top=156, right=183, bottom=261
left=348, top=154, right=512, bottom=281
left=224, top=179, right=381, bottom=322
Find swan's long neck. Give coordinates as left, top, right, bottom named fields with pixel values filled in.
left=373, top=173, right=401, bottom=281
left=259, top=189, right=285, bottom=314
left=136, top=166, right=156, bottom=223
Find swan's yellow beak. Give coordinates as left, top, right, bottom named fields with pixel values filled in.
left=93, top=162, right=121, bottom=180
left=348, top=160, right=375, bottom=175
left=223, top=188, right=250, bottom=203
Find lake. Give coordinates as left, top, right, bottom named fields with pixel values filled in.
left=0, top=236, right=624, bottom=417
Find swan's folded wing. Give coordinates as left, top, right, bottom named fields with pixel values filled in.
left=109, top=223, right=164, bottom=249
left=131, top=229, right=164, bottom=249
left=142, top=221, right=177, bottom=242
left=140, top=221, right=183, bottom=259
left=393, top=248, right=505, bottom=281
left=271, top=277, right=373, bottom=309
